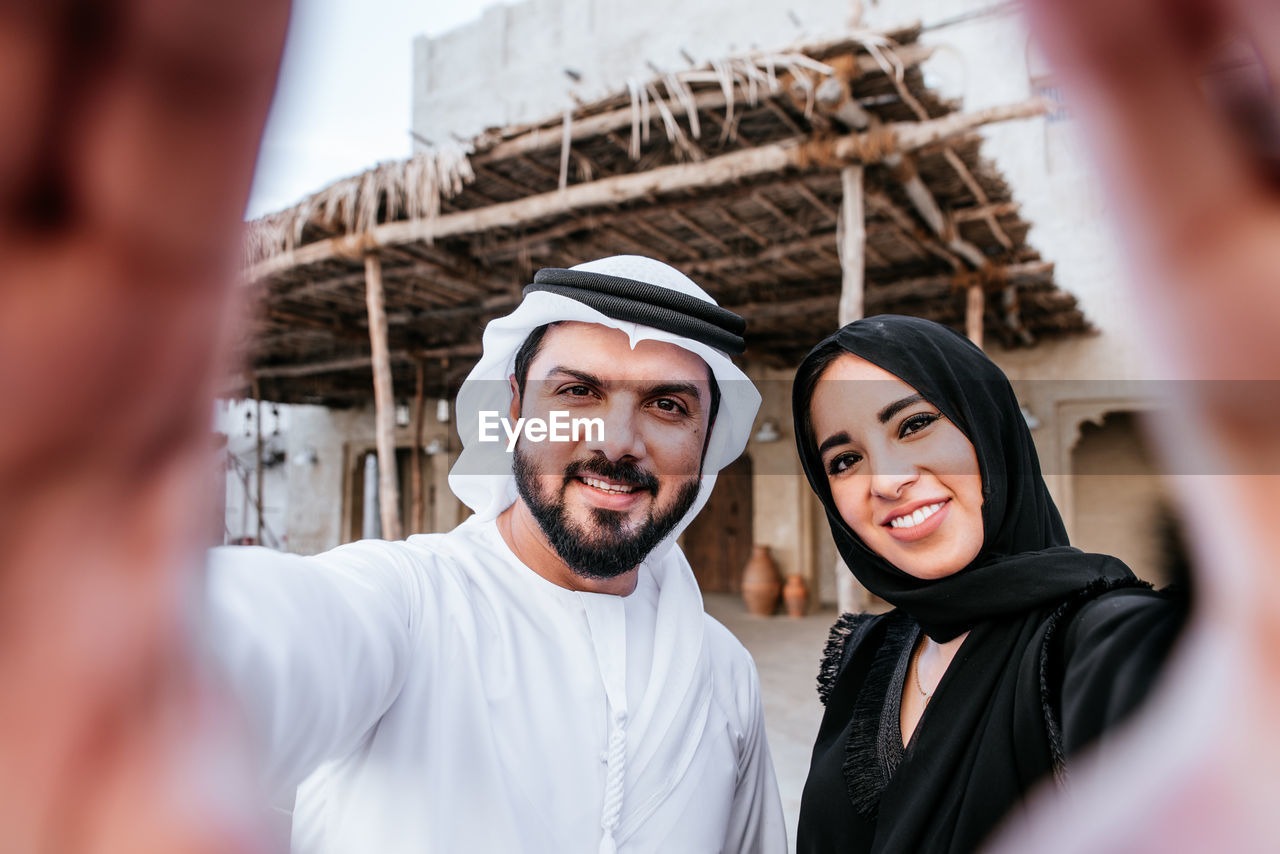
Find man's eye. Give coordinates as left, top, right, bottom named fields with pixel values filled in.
left=561, top=385, right=592, bottom=396
left=652, top=398, right=687, bottom=414
left=900, top=412, right=939, bottom=438
left=827, top=452, right=861, bottom=476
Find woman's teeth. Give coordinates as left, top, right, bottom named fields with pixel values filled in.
left=582, top=476, right=636, bottom=494
left=889, top=501, right=944, bottom=529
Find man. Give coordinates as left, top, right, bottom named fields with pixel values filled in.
left=207, top=255, right=786, bottom=853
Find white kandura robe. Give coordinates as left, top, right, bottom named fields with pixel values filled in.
left=206, top=517, right=786, bottom=854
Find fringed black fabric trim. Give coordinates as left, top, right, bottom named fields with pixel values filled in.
left=817, top=612, right=870, bottom=706
left=843, top=613, right=915, bottom=820
left=1037, top=576, right=1154, bottom=784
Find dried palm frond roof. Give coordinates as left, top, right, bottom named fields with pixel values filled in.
left=239, top=24, right=1090, bottom=408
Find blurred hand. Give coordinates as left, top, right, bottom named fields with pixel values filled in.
left=990, top=2, right=1280, bottom=850
left=0, top=1, right=288, bottom=851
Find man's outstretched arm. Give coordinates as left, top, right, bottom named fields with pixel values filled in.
left=205, top=542, right=427, bottom=798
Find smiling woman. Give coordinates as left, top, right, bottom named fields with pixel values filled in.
left=791, top=315, right=1187, bottom=854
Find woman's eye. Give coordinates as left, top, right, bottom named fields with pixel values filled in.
left=899, top=412, right=939, bottom=438
left=827, top=452, right=861, bottom=475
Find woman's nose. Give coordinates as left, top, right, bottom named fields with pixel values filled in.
left=868, top=454, right=919, bottom=499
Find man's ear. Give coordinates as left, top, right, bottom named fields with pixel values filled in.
left=508, top=375, right=521, bottom=422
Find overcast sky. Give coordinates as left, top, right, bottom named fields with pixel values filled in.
left=247, top=0, right=514, bottom=219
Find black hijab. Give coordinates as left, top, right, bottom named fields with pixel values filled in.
left=792, top=316, right=1158, bottom=854
left=792, top=315, right=1131, bottom=641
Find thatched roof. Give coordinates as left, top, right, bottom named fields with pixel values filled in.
left=239, top=25, right=1089, bottom=407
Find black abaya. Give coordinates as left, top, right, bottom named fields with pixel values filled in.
left=791, top=316, right=1186, bottom=853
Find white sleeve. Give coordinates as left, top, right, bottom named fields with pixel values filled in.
left=723, top=659, right=789, bottom=854
left=203, top=541, right=427, bottom=797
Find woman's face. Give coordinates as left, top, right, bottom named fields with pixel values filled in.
left=809, top=354, right=985, bottom=581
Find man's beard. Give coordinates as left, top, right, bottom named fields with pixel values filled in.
left=513, top=447, right=701, bottom=580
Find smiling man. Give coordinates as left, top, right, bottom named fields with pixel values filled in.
left=207, top=255, right=784, bottom=853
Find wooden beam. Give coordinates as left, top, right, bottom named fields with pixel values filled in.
left=886, top=152, right=989, bottom=268
left=364, top=254, right=402, bottom=541
left=247, top=100, right=1047, bottom=281
left=252, top=343, right=484, bottom=380
left=480, top=178, right=813, bottom=260
left=952, top=200, right=1020, bottom=223
left=792, top=181, right=838, bottom=223
left=669, top=210, right=728, bottom=254
left=838, top=165, right=865, bottom=326
left=627, top=216, right=699, bottom=259
left=481, top=89, right=730, bottom=162
left=473, top=43, right=935, bottom=163
left=941, top=147, right=1014, bottom=251
left=751, top=190, right=807, bottom=237
left=864, top=190, right=964, bottom=270
left=712, top=206, right=770, bottom=247
left=681, top=232, right=836, bottom=274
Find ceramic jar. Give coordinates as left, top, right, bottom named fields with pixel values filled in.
left=741, top=544, right=781, bottom=616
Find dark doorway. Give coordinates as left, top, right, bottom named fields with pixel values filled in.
left=681, top=455, right=753, bottom=593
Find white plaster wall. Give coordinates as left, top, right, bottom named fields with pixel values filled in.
left=216, top=400, right=289, bottom=549
left=283, top=403, right=465, bottom=555
left=413, top=0, right=856, bottom=145
left=283, top=405, right=370, bottom=555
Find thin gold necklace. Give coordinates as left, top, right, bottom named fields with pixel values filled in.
left=913, top=640, right=935, bottom=702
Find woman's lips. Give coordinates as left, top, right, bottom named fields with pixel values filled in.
left=882, top=498, right=950, bottom=543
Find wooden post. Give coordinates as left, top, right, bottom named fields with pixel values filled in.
left=365, top=253, right=403, bottom=541
left=966, top=283, right=985, bottom=349
left=838, top=166, right=865, bottom=325
left=835, top=165, right=865, bottom=614
left=411, top=358, right=425, bottom=534
left=252, top=378, right=264, bottom=545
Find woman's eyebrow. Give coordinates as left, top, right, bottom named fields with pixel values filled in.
left=817, top=431, right=851, bottom=457
left=878, top=393, right=926, bottom=424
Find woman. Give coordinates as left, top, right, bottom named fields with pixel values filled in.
left=791, top=315, right=1185, bottom=854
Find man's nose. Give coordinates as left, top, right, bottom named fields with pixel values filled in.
left=585, top=401, right=646, bottom=462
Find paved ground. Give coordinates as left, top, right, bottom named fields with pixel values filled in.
left=704, top=593, right=837, bottom=853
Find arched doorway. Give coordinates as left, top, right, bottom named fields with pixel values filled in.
left=681, top=455, right=754, bottom=593
left=1071, top=411, right=1172, bottom=586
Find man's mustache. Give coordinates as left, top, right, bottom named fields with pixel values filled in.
left=562, top=456, right=659, bottom=493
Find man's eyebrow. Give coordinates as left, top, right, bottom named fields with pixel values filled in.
left=878, top=393, right=926, bottom=424
left=644, top=381, right=703, bottom=404
left=541, top=370, right=703, bottom=404
left=817, top=431, right=851, bottom=458
left=543, top=367, right=606, bottom=387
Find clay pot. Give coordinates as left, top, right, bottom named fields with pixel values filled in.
left=783, top=573, right=808, bottom=618
left=741, top=545, right=781, bottom=617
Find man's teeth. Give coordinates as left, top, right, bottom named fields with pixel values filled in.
left=582, top=476, right=636, bottom=495
left=889, top=502, right=944, bottom=529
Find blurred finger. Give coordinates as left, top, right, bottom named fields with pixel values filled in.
left=75, top=0, right=290, bottom=265
left=0, top=2, right=65, bottom=217
left=1024, top=0, right=1258, bottom=256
